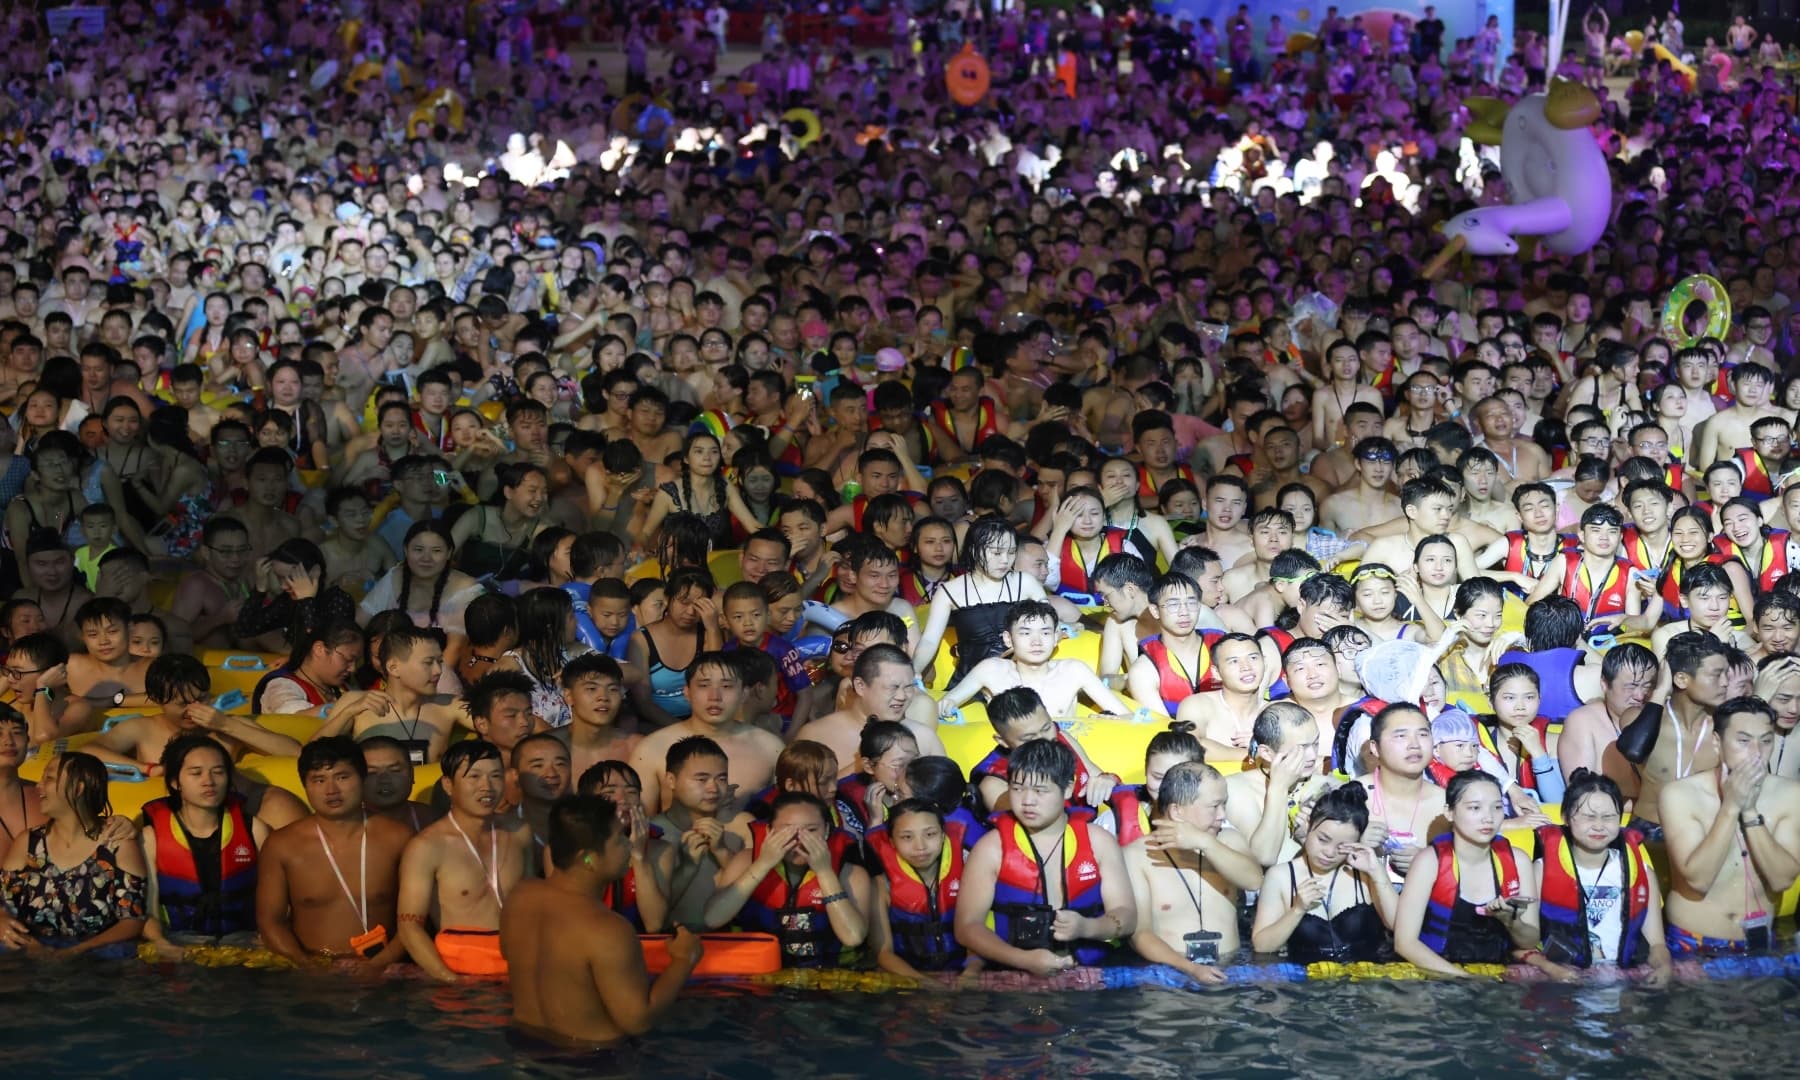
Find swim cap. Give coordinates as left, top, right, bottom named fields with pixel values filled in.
left=1430, top=707, right=1478, bottom=745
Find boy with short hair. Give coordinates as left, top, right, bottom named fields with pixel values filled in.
left=127, top=613, right=167, bottom=660
left=71, top=504, right=118, bottom=591
left=319, top=487, right=395, bottom=593
left=170, top=362, right=219, bottom=444
left=969, top=686, right=1115, bottom=815
left=588, top=577, right=637, bottom=660
left=939, top=599, right=1132, bottom=720
left=3, top=631, right=89, bottom=742
left=721, top=580, right=812, bottom=728
left=67, top=597, right=151, bottom=709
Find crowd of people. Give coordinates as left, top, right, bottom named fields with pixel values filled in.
left=0, top=0, right=1797, bottom=1051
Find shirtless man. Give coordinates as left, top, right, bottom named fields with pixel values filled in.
left=1176, top=633, right=1267, bottom=760
left=1661, top=698, right=1800, bottom=956
left=1358, top=477, right=1479, bottom=580
left=255, top=737, right=414, bottom=968
left=1282, top=637, right=1359, bottom=759
left=1361, top=703, right=1450, bottom=883
left=361, top=735, right=440, bottom=832
left=501, top=796, right=704, bottom=1046
left=170, top=517, right=254, bottom=649
left=653, top=736, right=749, bottom=927
left=1221, top=702, right=1321, bottom=866
left=1221, top=508, right=1295, bottom=601
left=66, top=597, right=150, bottom=709
left=1457, top=448, right=1522, bottom=534
left=1471, top=395, right=1549, bottom=482
left=1309, top=403, right=1384, bottom=491
left=396, top=740, right=532, bottom=981
left=309, top=626, right=461, bottom=765
left=1242, top=425, right=1327, bottom=504
left=628, top=652, right=785, bottom=817
left=794, top=644, right=947, bottom=776
left=1558, top=644, right=1655, bottom=799
left=90, top=654, right=302, bottom=774
left=1313, top=338, right=1386, bottom=452
left=938, top=601, right=1131, bottom=721
left=1197, top=474, right=1254, bottom=568
left=1125, top=761, right=1265, bottom=981
left=19, top=538, right=95, bottom=649
left=557, top=654, right=637, bottom=784
left=339, top=404, right=425, bottom=496
left=239, top=449, right=307, bottom=558
left=1320, top=438, right=1402, bottom=536
left=1624, top=632, right=1728, bottom=856
left=1695, top=362, right=1789, bottom=472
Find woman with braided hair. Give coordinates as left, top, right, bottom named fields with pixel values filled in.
left=359, top=520, right=485, bottom=636
left=641, top=431, right=732, bottom=549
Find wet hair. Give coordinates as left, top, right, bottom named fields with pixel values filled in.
left=546, top=795, right=624, bottom=871
left=1666, top=630, right=1730, bottom=678
left=1681, top=562, right=1733, bottom=598
left=1252, top=700, right=1316, bottom=751
left=1298, top=572, right=1354, bottom=612
left=1561, top=768, right=1624, bottom=821
left=55, top=752, right=112, bottom=837
left=1600, top=642, right=1658, bottom=683
left=859, top=719, right=918, bottom=764
left=959, top=516, right=1019, bottom=573
left=769, top=790, right=831, bottom=826
left=846, top=610, right=908, bottom=646
left=685, top=649, right=740, bottom=686
left=158, top=734, right=235, bottom=805
left=1446, top=768, right=1504, bottom=809
left=1453, top=576, right=1505, bottom=615
left=8, top=632, right=67, bottom=672
left=887, top=797, right=947, bottom=832
left=1488, top=662, right=1540, bottom=697
left=1090, top=552, right=1154, bottom=594
left=1009, top=737, right=1077, bottom=790
left=666, top=735, right=728, bottom=776
left=1522, top=596, right=1584, bottom=651
left=987, top=686, right=1047, bottom=732
left=298, top=736, right=367, bottom=780
left=1715, top=696, right=1777, bottom=737
left=462, top=593, right=518, bottom=650
left=464, top=670, right=536, bottom=719
left=903, top=755, right=971, bottom=817
left=378, top=624, right=445, bottom=669
left=1152, top=760, right=1222, bottom=816
left=440, top=738, right=503, bottom=779
left=514, top=587, right=575, bottom=684
left=1004, top=598, right=1060, bottom=633
left=1308, top=780, right=1371, bottom=834
left=560, top=651, right=623, bottom=690
left=576, top=760, right=641, bottom=797
left=1146, top=720, right=1205, bottom=764
left=146, top=653, right=210, bottom=704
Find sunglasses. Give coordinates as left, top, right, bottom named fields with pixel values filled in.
left=1356, top=450, right=1396, bottom=463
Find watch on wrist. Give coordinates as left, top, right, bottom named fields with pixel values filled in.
left=1741, top=813, right=1767, bottom=830
left=112, top=690, right=127, bottom=707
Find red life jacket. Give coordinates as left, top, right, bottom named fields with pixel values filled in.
left=1105, top=785, right=1152, bottom=845
left=1535, top=826, right=1653, bottom=968
left=143, top=794, right=260, bottom=938
left=1619, top=527, right=1670, bottom=573
left=412, top=410, right=456, bottom=453
left=929, top=396, right=1000, bottom=452
left=1138, top=630, right=1225, bottom=713
left=990, top=811, right=1110, bottom=966
left=1733, top=448, right=1776, bottom=498
left=1475, top=716, right=1556, bottom=792
left=740, top=821, right=857, bottom=967
left=1418, top=834, right=1523, bottom=956
left=865, top=822, right=965, bottom=970
left=1138, top=462, right=1200, bottom=503
left=1715, top=529, right=1791, bottom=593
left=1558, top=551, right=1629, bottom=619
left=1663, top=462, right=1685, bottom=493
left=970, top=729, right=1096, bottom=807
left=1058, top=527, right=1128, bottom=594
left=1507, top=531, right=1576, bottom=575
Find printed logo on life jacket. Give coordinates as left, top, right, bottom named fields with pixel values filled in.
left=1073, top=858, right=1098, bottom=879
left=231, top=844, right=254, bottom=864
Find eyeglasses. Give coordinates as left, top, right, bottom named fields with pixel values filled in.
left=215, top=439, right=252, bottom=448
left=209, top=545, right=253, bottom=556
left=1, top=666, right=41, bottom=679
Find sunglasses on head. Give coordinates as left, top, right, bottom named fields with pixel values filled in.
left=1357, top=449, right=1396, bottom=463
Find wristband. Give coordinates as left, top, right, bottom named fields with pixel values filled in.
left=1530, top=759, right=1556, bottom=774
left=819, top=890, right=849, bottom=906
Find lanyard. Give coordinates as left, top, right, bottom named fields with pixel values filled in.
left=1573, top=849, right=1611, bottom=910
left=1019, top=822, right=1070, bottom=905
left=1166, top=638, right=1207, bottom=694
left=1370, top=774, right=1423, bottom=839
left=1577, top=557, right=1619, bottom=622
left=1670, top=707, right=1709, bottom=780
left=448, top=814, right=504, bottom=908
left=1174, top=853, right=1208, bottom=932
left=315, top=817, right=369, bottom=935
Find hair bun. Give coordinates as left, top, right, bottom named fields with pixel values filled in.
left=1335, top=780, right=1369, bottom=807
left=1167, top=720, right=1196, bottom=735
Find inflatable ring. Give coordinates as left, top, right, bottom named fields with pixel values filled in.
left=781, top=107, right=821, bottom=148
left=1285, top=32, right=1317, bottom=55
left=945, top=43, right=991, bottom=106
left=1661, top=273, right=1731, bottom=347
left=409, top=89, right=466, bottom=135
left=1625, top=29, right=1645, bottom=52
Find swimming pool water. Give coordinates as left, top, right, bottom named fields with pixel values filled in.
left=3, top=962, right=1797, bottom=1078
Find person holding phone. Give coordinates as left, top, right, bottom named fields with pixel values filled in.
left=1393, top=770, right=1541, bottom=976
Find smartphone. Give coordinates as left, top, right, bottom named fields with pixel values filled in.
left=433, top=470, right=453, bottom=487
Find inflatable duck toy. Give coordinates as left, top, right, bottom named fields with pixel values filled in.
left=1426, top=79, right=1610, bottom=275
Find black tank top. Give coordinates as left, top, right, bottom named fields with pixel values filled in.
left=1284, top=863, right=1387, bottom=963
left=946, top=574, right=1020, bottom=684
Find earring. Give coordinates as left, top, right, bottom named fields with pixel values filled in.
left=583, top=854, right=595, bottom=868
